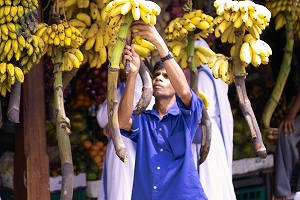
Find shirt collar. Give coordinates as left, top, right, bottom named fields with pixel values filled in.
left=145, top=101, right=180, bottom=118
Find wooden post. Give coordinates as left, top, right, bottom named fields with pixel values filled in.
left=14, top=58, right=50, bottom=200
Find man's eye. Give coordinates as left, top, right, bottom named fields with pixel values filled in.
left=163, top=74, right=168, bottom=79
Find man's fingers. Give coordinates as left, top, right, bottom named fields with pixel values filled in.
left=124, top=45, right=132, bottom=51
left=131, top=44, right=138, bottom=56
left=123, top=55, right=132, bottom=61
left=123, top=49, right=132, bottom=57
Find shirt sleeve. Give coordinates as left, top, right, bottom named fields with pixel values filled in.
left=120, top=112, right=141, bottom=142
left=176, top=89, right=203, bottom=124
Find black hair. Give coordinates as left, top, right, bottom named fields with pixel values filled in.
left=153, top=61, right=164, bottom=75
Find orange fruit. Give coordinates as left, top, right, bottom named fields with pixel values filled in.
left=83, top=140, right=92, bottom=149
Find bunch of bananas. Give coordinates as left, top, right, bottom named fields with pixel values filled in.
left=165, top=10, right=214, bottom=41
left=0, top=0, right=45, bottom=97
left=101, top=0, right=161, bottom=24
left=59, top=0, right=112, bottom=69
left=214, top=0, right=271, bottom=40
left=208, top=53, right=233, bottom=84
left=168, top=40, right=215, bottom=69
left=266, top=0, right=300, bottom=36
left=35, top=22, right=84, bottom=71
left=0, top=0, right=38, bottom=25
left=0, top=63, right=24, bottom=96
left=233, top=34, right=272, bottom=67
left=132, top=36, right=155, bottom=60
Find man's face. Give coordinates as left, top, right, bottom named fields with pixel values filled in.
left=152, top=68, right=175, bottom=98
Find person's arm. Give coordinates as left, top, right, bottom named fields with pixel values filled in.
left=131, top=21, right=192, bottom=107
left=279, top=91, right=300, bottom=135
left=118, top=45, right=140, bottom=131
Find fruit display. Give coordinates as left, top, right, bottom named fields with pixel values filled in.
left=83, top=140, right=106, bottom=171
left=0, top=0, right=45, bottom=97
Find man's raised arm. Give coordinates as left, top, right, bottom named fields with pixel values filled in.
left=131, top=21, right=192, bottom=107
left=118, top=45, right=141, bottom=131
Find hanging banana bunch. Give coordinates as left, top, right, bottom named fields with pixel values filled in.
left=101, top=0, right=161, bottom=163
left=0, top=0, right=43, bottom=97
left=262, top=0, right=300, bottom=131
left=58, top=0, right=110, bottom=69
left=212, top=0, right=273, bottom=158
left=165, top=10, right=214, bottom=41
left=35, top=22, right=84, bottom=71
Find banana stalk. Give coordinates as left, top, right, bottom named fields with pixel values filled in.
left=262, top=15, right=294, bottom=131
left=134, top=61, right=153, bottom=116
left=7, top=82, right=21, bottom=123
left=233, top=28, right=267, bottom=158
left=63, top=69, right=79, bottom=90
left=187, top=36, right=211, bottom=165
left=108, top=13, right=133, bottom=163
left=53, top=50, right=73, bottom=200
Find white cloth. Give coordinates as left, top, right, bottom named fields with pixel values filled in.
left=193, top=39, right=235, bottom=200
left=97, top=74, right=154, bottom=200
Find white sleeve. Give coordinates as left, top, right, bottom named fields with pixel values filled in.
left=96, top=100, right=108, bottom=128
left=96, top=88, right=122, bottom=128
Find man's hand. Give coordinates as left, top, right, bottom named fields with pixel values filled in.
left=279, top=114, right=296, bottom=136
left=131, top=21, right=164, bottom=48
left=123, top=44, right=140, bottom=75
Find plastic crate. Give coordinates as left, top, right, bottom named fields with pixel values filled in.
left=235, top=185, right=266, bottom=200
left=51, top=187, right=86, bottom=200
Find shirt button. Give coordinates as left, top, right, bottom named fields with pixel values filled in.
left=158, top=128, right=162, bottom=131
left=153, top=186, right=157, bottom=190
left=160, top=148, right=163, bottom=152
left=157, top=166, right=160, bottom=170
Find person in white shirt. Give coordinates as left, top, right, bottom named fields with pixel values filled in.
left=192, top=38, right=236, bottom=200
left=97, top=71, right=154, bottom=200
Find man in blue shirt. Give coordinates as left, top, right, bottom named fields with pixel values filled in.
left=118, top=21, right=207, bottom=200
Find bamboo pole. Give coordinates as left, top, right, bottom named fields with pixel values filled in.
left=107, top=13, right=133, bottom=163
left=53, top=50, right=73, bottom=200
left=233, top=28, right=267, bottom=158
left=262, top=15, right=294, bottom=130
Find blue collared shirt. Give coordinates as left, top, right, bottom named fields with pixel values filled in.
left=121, top=90, right=207, bottom=200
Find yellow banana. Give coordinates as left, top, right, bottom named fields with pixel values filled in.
left=14, top=67, right=24, bottom=83
left=240, top=42, right=252, bottom=65
left=133, top=43, right=150, bottom=58
left=121, top=1, right=131, bottom=15
left=76, top=13, right=91, bottom=26
left=132, top=0, right=141, bottom=20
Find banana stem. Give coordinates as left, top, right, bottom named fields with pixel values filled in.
left=233, top=28, right=267, bottom=158
left=134, top=62, right=153, bottom=116
left=262, top=15, right=294, bottom=130
left=53, top=50, right=73, bottom=200
left=187, top=36, right=197, bottom=91
left=62, top=69, right=78, bottom=90
left=107, top=13, right=133, bottom=163
left=7, top=82, right=21, bottom=123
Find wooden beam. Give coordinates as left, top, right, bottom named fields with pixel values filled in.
left=14, top=58, right=50, bottom=200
